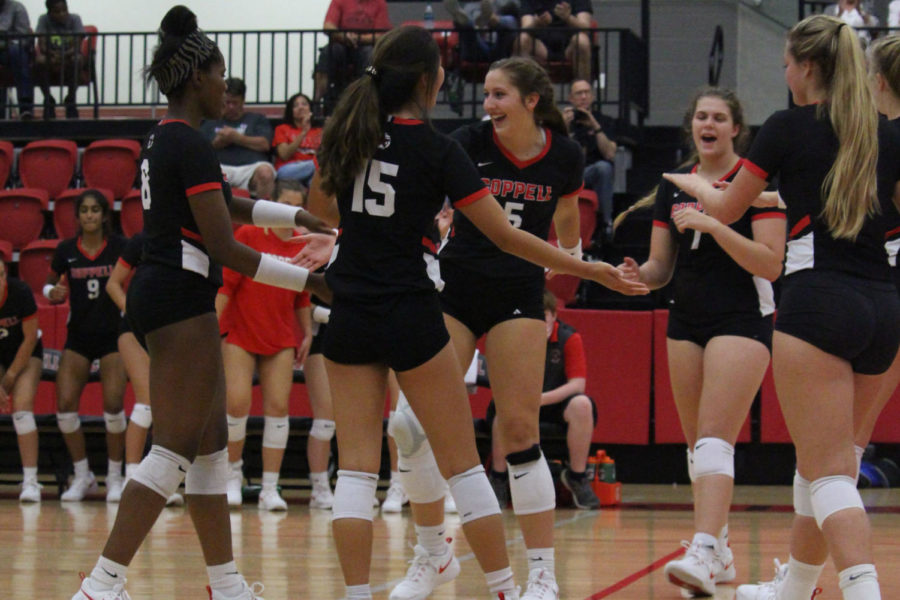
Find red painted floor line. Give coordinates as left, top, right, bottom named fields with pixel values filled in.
left=586, top=546, right=686, bottom=599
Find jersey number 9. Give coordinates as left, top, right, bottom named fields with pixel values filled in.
left=352, top=159, right=398, bottom=217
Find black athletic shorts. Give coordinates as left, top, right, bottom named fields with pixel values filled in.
left=440, top=264, right=544, bottom=338
left=776, top=269, right=900, bottom=375
left=126, top=263, right=218, bottom=347
left=309, top=322, right=327, bottom=357
left=64, top=327, right=119, bottom=361
left=323, top=291, right=450, bottom=372
left=0, top=338, right=43, bottom=368
left=667, top=311, right=774, bottom=352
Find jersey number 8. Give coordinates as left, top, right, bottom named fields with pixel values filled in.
left=352, top=159, right=398, bottom=217
left=140, top=158, right=152, bottom=210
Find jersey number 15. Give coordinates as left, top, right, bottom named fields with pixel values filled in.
left=352, top=160, right=398, bottom=217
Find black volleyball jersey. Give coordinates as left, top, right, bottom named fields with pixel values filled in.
left=51, top=235, right=125, bottom=335
left=325, top=117, right=490, bottom=299
left=118, top=231, right=146, bottom=271
left=652, top=160, right=786, bottom=319
left=745, top=105, right=899, bottom=281
left=0, top=278, right=38, bottom=356
left=879, top=117, right=900, bottom=289
left=139, top=119, right=232, bottom=287
left=440, top=120, right=585, bottom=283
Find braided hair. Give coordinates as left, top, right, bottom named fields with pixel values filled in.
left=145, top=6, right=222, bottom=98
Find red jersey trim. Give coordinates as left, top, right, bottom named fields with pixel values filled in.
left=652, top=220, right=669, bottom=229
left=689, top=159, right=743, bottom=181
left=742, top=159, right=768, bottom=180
left=751, top=212, right=787, bottom=221
left=563, top=184, right=584, bottom=199
left=789, top=215, right=811, bottom=239
left=77, top=237, right=109, bottom=261
left=159, top=119, right=191, bottom=126
left=421, top=236, right=437, bottom=254
left=886, top=225, right=900, bottom=239
left=390, top=116, right=424, bottom=125
left=454, top=187, right=490, bottom=208
left=22, top=313, right=38, bottom=322
left=492, top=128, right=552, bottom=169
left=116, top=257, right=133, bottom=270
left=181, top=227, right=203, bottom=243
left=186, top=182, right=222, bottom=196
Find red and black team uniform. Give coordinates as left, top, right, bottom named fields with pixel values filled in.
left=440, top=120, right=584, bottom=335
left=127, top=119, right=232, bottom=340
left=219, top=226, right=310, bottom=355
left=744, top=105, right=900, bottom=373
left=323, top=116, right=489, bottom=371
left=0, top=277, right=42, bottom=366
left=115, top=232, right=145, bottom=341
left=880, top=117, right=900, bottom=295
left=51, top=234, right=126, bottom=360
left=652, top=160, right=786, bottom=350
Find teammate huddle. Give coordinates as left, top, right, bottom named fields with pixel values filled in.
left=9, top=5, right=882, bottom=600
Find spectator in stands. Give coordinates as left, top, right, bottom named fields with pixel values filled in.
left=105, top=231, right=184, bottom=507
left=272, top=92, right=322, bottom=186
left=0, top=257, right=44, bottom=503
left=0, top=0, right=35, bottom=119
left=826, top=0, right=879, bottom=46
left=443, top=0, right=519, bottom=63
left=314, top=0, right=391, bottom=116
left=34, top=0, right=84, bottom=120
left=514, top=0, right=592, bottom=81
left=201, top=77, right=276, bottom=199
left=216, top=179, right=313, bottom=512
left=564, top=79, right=616, bottom=241
left=44, top=189, right=128, bottom=503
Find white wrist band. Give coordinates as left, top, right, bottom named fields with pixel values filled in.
left=312, top=305, right=331, bottom=324
left=253, top=254, right=309, bottom=293
left=251, top=200, right=303, bottom=228
left=560, top=239, right=583, bottom=261
left=42, top=284, right=54, bottom=299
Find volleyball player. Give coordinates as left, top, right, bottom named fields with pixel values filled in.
left=71, top=6, right=330, bottom=599
left=45, top=189, right=128, bottom=503
left=615, top=87, right=786, bottom=597
left=0, top=257, right=44, bottom=502
left=665, top=15, right=900, bottom=600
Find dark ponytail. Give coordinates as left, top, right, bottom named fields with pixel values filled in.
left=145, top=5, right=222, bottom=98
left=489, top=57, right=567, bottom=136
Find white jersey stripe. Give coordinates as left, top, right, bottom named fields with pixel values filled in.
left=785, top=231, right=814, bottom=275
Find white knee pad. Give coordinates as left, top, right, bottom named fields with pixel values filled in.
left=130, top=403, right=152, bottom=429
left=692, top=437, right=734, bottom=479
left=686, top=448, right=695, bottom=483
left=809, top=475, right=865, bottom=528
left=12, top=411, right=36, bottom=435
left=185, top=449, right=229, bottom=495
left=793, top=471, right=815, bottom=518
left=397, top=447, right=447, bottom=504
left=227, top=414, right=248, bottom=443
left=448, top=465, right=501, bottom=523
left=387, top=392, right=431, bottom=459
left=104, top=411, right=127, bottom=434
left=262, top=416, right=290, bottom=449
left=57, top=411, right=81, bottom=434
left=131, top=444, right=191, bottom=500
left=332, top=470, right=378, bottom=521
left=507, top=445, right=556, bottom=515
left=309, top=418, right=335, bottom=441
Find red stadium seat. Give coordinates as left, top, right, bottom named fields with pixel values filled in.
left=53, top=188, right=114, bottom=240
left=18, top=239, right=61, bottom=299
left=0, top=140, right=13, bottom=189
left=82, top=139, right=141, bottom=200
left=548, top=189, right=598, bottom=249
left=0, top=189, right=49, bottom=250
left=545, top=273, right=580, bottom=307
left=0, top=239, right=12, bottom=263
left=19, top=139, right=78, bottom=200
left=119, top=189, right=143, bottom=238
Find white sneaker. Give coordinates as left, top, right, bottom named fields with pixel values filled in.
left=443, top=492, right=457, bottom=514
left=226, top=469, right=243, bottom=507
left=61, top=471, right=99, bottom=502
left=664, top=540, right=721, bottom=596
left=166, top=492, right=185, bottom=507
left=381, top=481, right=408, bottom=513
left=207, top=580, right=265, bottom=599
left=389, top=541, right=460, bottom=600
left=309, top=486, right=334, bottom=509
left=717, top=540, right=736, bottom=583
left=258, top=488, right=288, bottom=511
left=495, top=590, right=520, bottom=600
left=72, top=574, right=131, bottom=600
left=19, top=477, right=42, bottom=503
left=106, top=470, right=125, bottom=503
left=735, top=559, right=796, bottom=600
left=521, top=568, right=559, bottom=600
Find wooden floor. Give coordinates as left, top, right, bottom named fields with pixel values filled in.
left=2, top=483, right=899, bottom=599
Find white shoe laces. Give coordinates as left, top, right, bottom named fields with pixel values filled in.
left=523, top=569, right=558, bottom=600
left=248, top=581, right=265, bottom=599
left=403, top=545, right=437, bottom=583
left=680, top=540, right=717, bottom=570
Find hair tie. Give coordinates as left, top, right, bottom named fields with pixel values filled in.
left=836, top=22, right=847, bottom=33
left=365, top=65, right=380, bottom=82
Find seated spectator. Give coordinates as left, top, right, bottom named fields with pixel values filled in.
left=514, top=0, right=592, bottom=81
left=564, top=78, right=617, bottom=240
left=443, top=0, right=519, bottom=63
left=34, top=0, right=83, bottom=119
left=314, top=0, right=390, bottom=116
left=200, top=77, right=276, bottom=199
left=487, top=288, right=600, bottom=509
left=0, top=0, right=34, bottom=119
left=827, top=0, right=879, bottom=46
left=272, top=92, right=322, bottom=186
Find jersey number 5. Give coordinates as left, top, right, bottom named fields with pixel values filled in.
left=352, top=160, right=398, bottom=217
left=140, top=158, right=152, bottom=210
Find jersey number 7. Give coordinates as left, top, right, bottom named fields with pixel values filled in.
left=352, top=159, right=398, bottom=217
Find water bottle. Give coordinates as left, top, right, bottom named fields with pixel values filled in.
left=424, top=3, right=434, bottom=29
left=600, top=454, right=617, bottom=483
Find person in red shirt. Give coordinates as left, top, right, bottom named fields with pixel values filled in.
left=216, top=179, right=314, bottom=511
left=272, top=92, right=322, bottom=186
left=314, top=0, right=391, bottom=115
